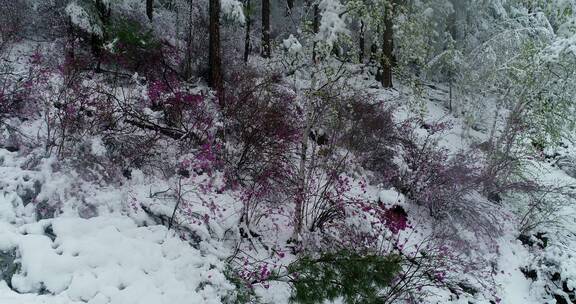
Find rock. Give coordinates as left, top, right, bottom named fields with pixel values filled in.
left=563, top=279, right=576, bottom=303
left=554, top=293, right=570, bottom=304
left=122, top=168, right=132, bottom=179
left=17, top=180, right=42, bottom=206
left=458, top=282, right=479, bottom=295
left=78, top=203, right=98, bottom=219
left=552, top=272, right=562, bottom=281
left=178, top=168, right=190, bottom=178
left=518, top=234, right=534, bottom=247
left=556, top=156, right=576, bottom=178
left=564, top=279, right=575, bottom=293
left=487, top=192, right=502, bottom=204
left=0, top=249, right=20, bottom=290
left=44, top=224, right=56, bottom=241
left=35, top=200, right=57, bottom=220
left=517, top=232, right=548, bottom=248
left=309, top=129, right=328, bottom=146
left=520, top=267, right=538, bottom=280
left=534, top=232, right=549, bottom=248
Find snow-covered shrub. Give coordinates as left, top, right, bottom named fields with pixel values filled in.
left=338, top=98, right=399, bottom=183
left=394, top=120, right=481, bottom=218
left=0, top=50, right=46, bottom=121
left=389, top=120, right=508, bottom=268
left=45, top=75, right=117, bottom=159
left=223, top=69, right=300, bottom=229
left=145, top=77, right=212, bottom=136
left=515, top=184, right=576, bottom=234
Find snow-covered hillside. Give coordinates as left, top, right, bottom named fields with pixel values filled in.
left=1, top=70, right=575, bottom=303
left=2, top=0, right=576, bottom=303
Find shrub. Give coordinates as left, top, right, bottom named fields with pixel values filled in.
left=337, top=98, right=399, bottom=183
left=103, top=19, right=164, bottom=73
left=393, top=120, right=481, bottom=218
left=0, top=50, right=47, bottom=121
left=222, top=266, right=259, bottom=304
left=287, top=250, right=402, bottom=304
left=223, top=69, right=300, bottom=230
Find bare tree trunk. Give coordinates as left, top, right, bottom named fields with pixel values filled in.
left=311, top=3, right=320, bottom=63
left=65, top=18, right=76, bottom=77
left=287, top=0, right=294, bottom=12
left=146, top=0, right=154, bottom=21
left=449, top=77, right=453, bottom=112
left=92, top=0, right=110, bottom=73
left=209, top=0, right=224, bottom=103
left=182, top=2, right=194, bottom=79
left=261, top=0, right=271, bottom=58
left=291, top=110, right=310, bottom=246
left=359, top=19, right=365, bottom=63
left=244, top=0, right=251, bottom=63
left=380, top=1, right=394, bottom=88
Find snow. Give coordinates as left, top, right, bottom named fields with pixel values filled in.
left=0, top=216, right=234, bottom=304
left=2, top=18, right=576, bottom=302
left=378, top=189, right=406, bottom=206
left=3, top=72, right=576, bottom=302
left=90, top=138, right=107, bottom=157
left=316, top=0, right=349, bottom=48
left=494, top=238, right=542, bottom=304
left=221, top=0, right=245, bottom=24
left=283, top=35, right=303, bottom=56
left=65, top=1, right=103, bottom=37
left=0, top=143, right=237, bottom=304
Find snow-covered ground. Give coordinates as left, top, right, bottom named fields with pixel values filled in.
left=0, top=149, right=238, bottom=304
left=1, top=47, right=575, bottom=303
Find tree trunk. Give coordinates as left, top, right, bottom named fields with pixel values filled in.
left=182, top=2, right=194, bottom=79
left=311, top=3, right=320, bottom=63
left=91, top=0, right=110, bottom=72
left=359, top=19, right=365, bottom=63
left=244, top=0, right=251, bottom=63
left=287, top=0, right=294, bottom=12
left=261, top=0, right=271, bottom=58
left=146, top=0, right=154, bottom=21
left=65, top=18, right=76, bottom=77
left=291, top=112, right=311, bottom=246
left=209, top=0, right=224, bottom=103
left=380, top=1, right=394, bottom=88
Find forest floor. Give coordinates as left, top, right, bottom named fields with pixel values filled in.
left=0, top=43, right=575, bottom=304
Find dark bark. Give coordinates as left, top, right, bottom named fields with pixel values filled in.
left=312, top=3, right=320, bottom=63
left=244, top=0, right=251, bottom=63
left=261, top=0, right=271, bottom=58
left=359, top=19, right=365, bottom=63
left=91, top=0, right=110, bottom=72
left=125, top=118, right=203, bottom=143
left=209, top=0, right=224, bottom=103
left=65, top=18, right=76, bottom=77
left=287, top=0, right=294, bottom=12
left=380, top=1, right=395, bottom=88
left=146, top=0, right=154, bottom=21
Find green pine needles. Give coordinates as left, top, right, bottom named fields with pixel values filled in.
left=287, top=250, right=402, bottom=304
